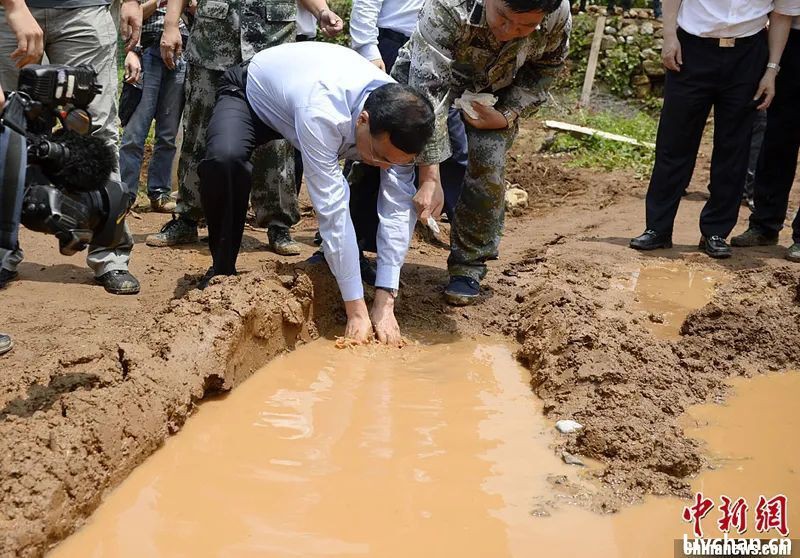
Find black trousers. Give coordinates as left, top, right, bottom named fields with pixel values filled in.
left=645, top=29, right=767, bottom=239
left=749, top=29, right=800, bottom=243
left=198, top=63, right=282, bottom=275
left=349, top=27, right=468, bottom=253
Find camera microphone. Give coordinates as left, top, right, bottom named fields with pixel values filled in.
left=32, top=129, right=116, bottom=191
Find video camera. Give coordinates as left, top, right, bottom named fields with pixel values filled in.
left=0, top=65, right=129, bottom=256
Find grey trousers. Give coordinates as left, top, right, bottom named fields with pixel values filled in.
left=0, top=5, right=133, bottom=276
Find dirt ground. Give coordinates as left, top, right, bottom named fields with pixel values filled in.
left=1, top=120, right=798, bottom=557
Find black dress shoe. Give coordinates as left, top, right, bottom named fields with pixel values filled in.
left=699, top=235, right=732, bottom=259
left=0, top=268, right=18, bottom=289
left=630, top=229, right=673, bottom=250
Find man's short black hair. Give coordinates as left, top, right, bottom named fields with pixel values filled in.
left=364, top=83, right=435, bottom=155
left=503, top=0, right=562, bottom=14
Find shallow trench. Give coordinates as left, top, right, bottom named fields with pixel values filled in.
left=2, top=255, right=799, bottom=558
left=43, top=262, right=800, bottom=556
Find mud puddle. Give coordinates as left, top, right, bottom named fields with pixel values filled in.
left=625, top=263, right=724, bottom=338
left=49, top=340, right=800, bottom=558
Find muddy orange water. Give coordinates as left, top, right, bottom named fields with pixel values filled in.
left=49, top=339, right=799, bottom=558
left=628, top=264, right=724, bottom=339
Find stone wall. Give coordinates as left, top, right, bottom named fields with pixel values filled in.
left=569, top=6, right=665, bottom=99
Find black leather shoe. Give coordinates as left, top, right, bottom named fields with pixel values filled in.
left=0, top=268, right=18, bottom=289
left=197, top=266, right=216, bottom=290
left=96, top=270, right=141, bottom=294
left=630, top=229, right=673, bottom=250
left=699, top=235, right=732, bottom=259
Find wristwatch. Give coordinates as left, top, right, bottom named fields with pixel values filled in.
left=132, top=45, right=144, bottom=56
left=767, top=62, right=781, bottom=74
left=501, top=108, right=519, bottom=128
left=377, top=286, right=399, bottom=299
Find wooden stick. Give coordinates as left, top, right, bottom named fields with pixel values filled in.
left=544, top=120, right=656, bottom=149
left=580, top=15, right=606, bottom=108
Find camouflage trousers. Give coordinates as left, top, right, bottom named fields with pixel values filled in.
left=175, top=63, right=296, bottom=227
left=447, top=122, right=518, bottom=281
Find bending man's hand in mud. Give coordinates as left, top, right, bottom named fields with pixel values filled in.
left=344, top=299, right=374, bottom=344
left=370, top=289, right=403, bottom=346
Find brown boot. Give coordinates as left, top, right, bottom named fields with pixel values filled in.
left=150, top=195, right=177, bottom=213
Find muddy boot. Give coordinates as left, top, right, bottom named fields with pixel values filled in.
left=0, top=268, right=18, bottom=289
left=0, top=333, right=12, bottom=355
left=150, top=195, right=177, bottom=213
left=146, top=216, right=199, bottom=247
left=786, top=243, right=800, bottom=263
left=268, top=226, right=302, bottom=256
left=96, top=270, right=141, bottom=295
left=731, top=227, right=779, bottom=247
left=444, top=276, right=480, bottom=306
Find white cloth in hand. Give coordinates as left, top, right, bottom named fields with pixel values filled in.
left=453, top=90, right=498, bottom=119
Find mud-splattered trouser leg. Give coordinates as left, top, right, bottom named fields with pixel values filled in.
left=447, top=123, right=517, bottom=282
left=251, top=136, right=297, bottom=230
left=175, top=64, right=295, bottom=225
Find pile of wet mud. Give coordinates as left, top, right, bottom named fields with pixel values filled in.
left=0, top=268, right=318, bottom=558
left=511, top=254, right=800, bottom=510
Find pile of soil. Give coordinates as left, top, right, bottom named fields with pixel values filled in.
left=510, top=253, right=800, bottom=510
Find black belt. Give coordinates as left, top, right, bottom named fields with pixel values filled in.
left=378, top=27, right=410, bottom=45
left=678, top=27, right=765, bottom=48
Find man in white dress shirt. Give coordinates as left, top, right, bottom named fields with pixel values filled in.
left=630, top=0, right=797, bottom=258
left=197, top=42, right=435, bottom=345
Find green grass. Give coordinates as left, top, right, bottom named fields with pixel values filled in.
left=544, top=107, right=658, bottom=179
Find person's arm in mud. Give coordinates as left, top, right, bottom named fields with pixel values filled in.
left=298, top=0, right=344, bottom=36
left=371, top=165, right=417, bottom=346
left=392, top=0, right=460, bottom=220
left=350, top=0, right=385, bottom=70
left=2, top=0, right=43, bottom=68
left=160, top=0, right=188, bottom=68
left=493, top=2, right=571, bottom=128
left=753, top=10, right=793, bottom=110
left=298, top=110, right=374, bottom=343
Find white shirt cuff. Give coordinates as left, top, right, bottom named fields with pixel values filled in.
left=356, top=44, right=382, bottom=63
left=337, top=275, right=365, bottom=302
left=375, top=264, right=401, bottom=290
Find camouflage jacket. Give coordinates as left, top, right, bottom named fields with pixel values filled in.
left=392, top=0, right=571, bottom=164
left=186, top=0, right=297, bottom=71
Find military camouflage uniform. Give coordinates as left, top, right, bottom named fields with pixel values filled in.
left=392, top=0, right=571, bottom=281
left=177, top=0, right=298, bottom=226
